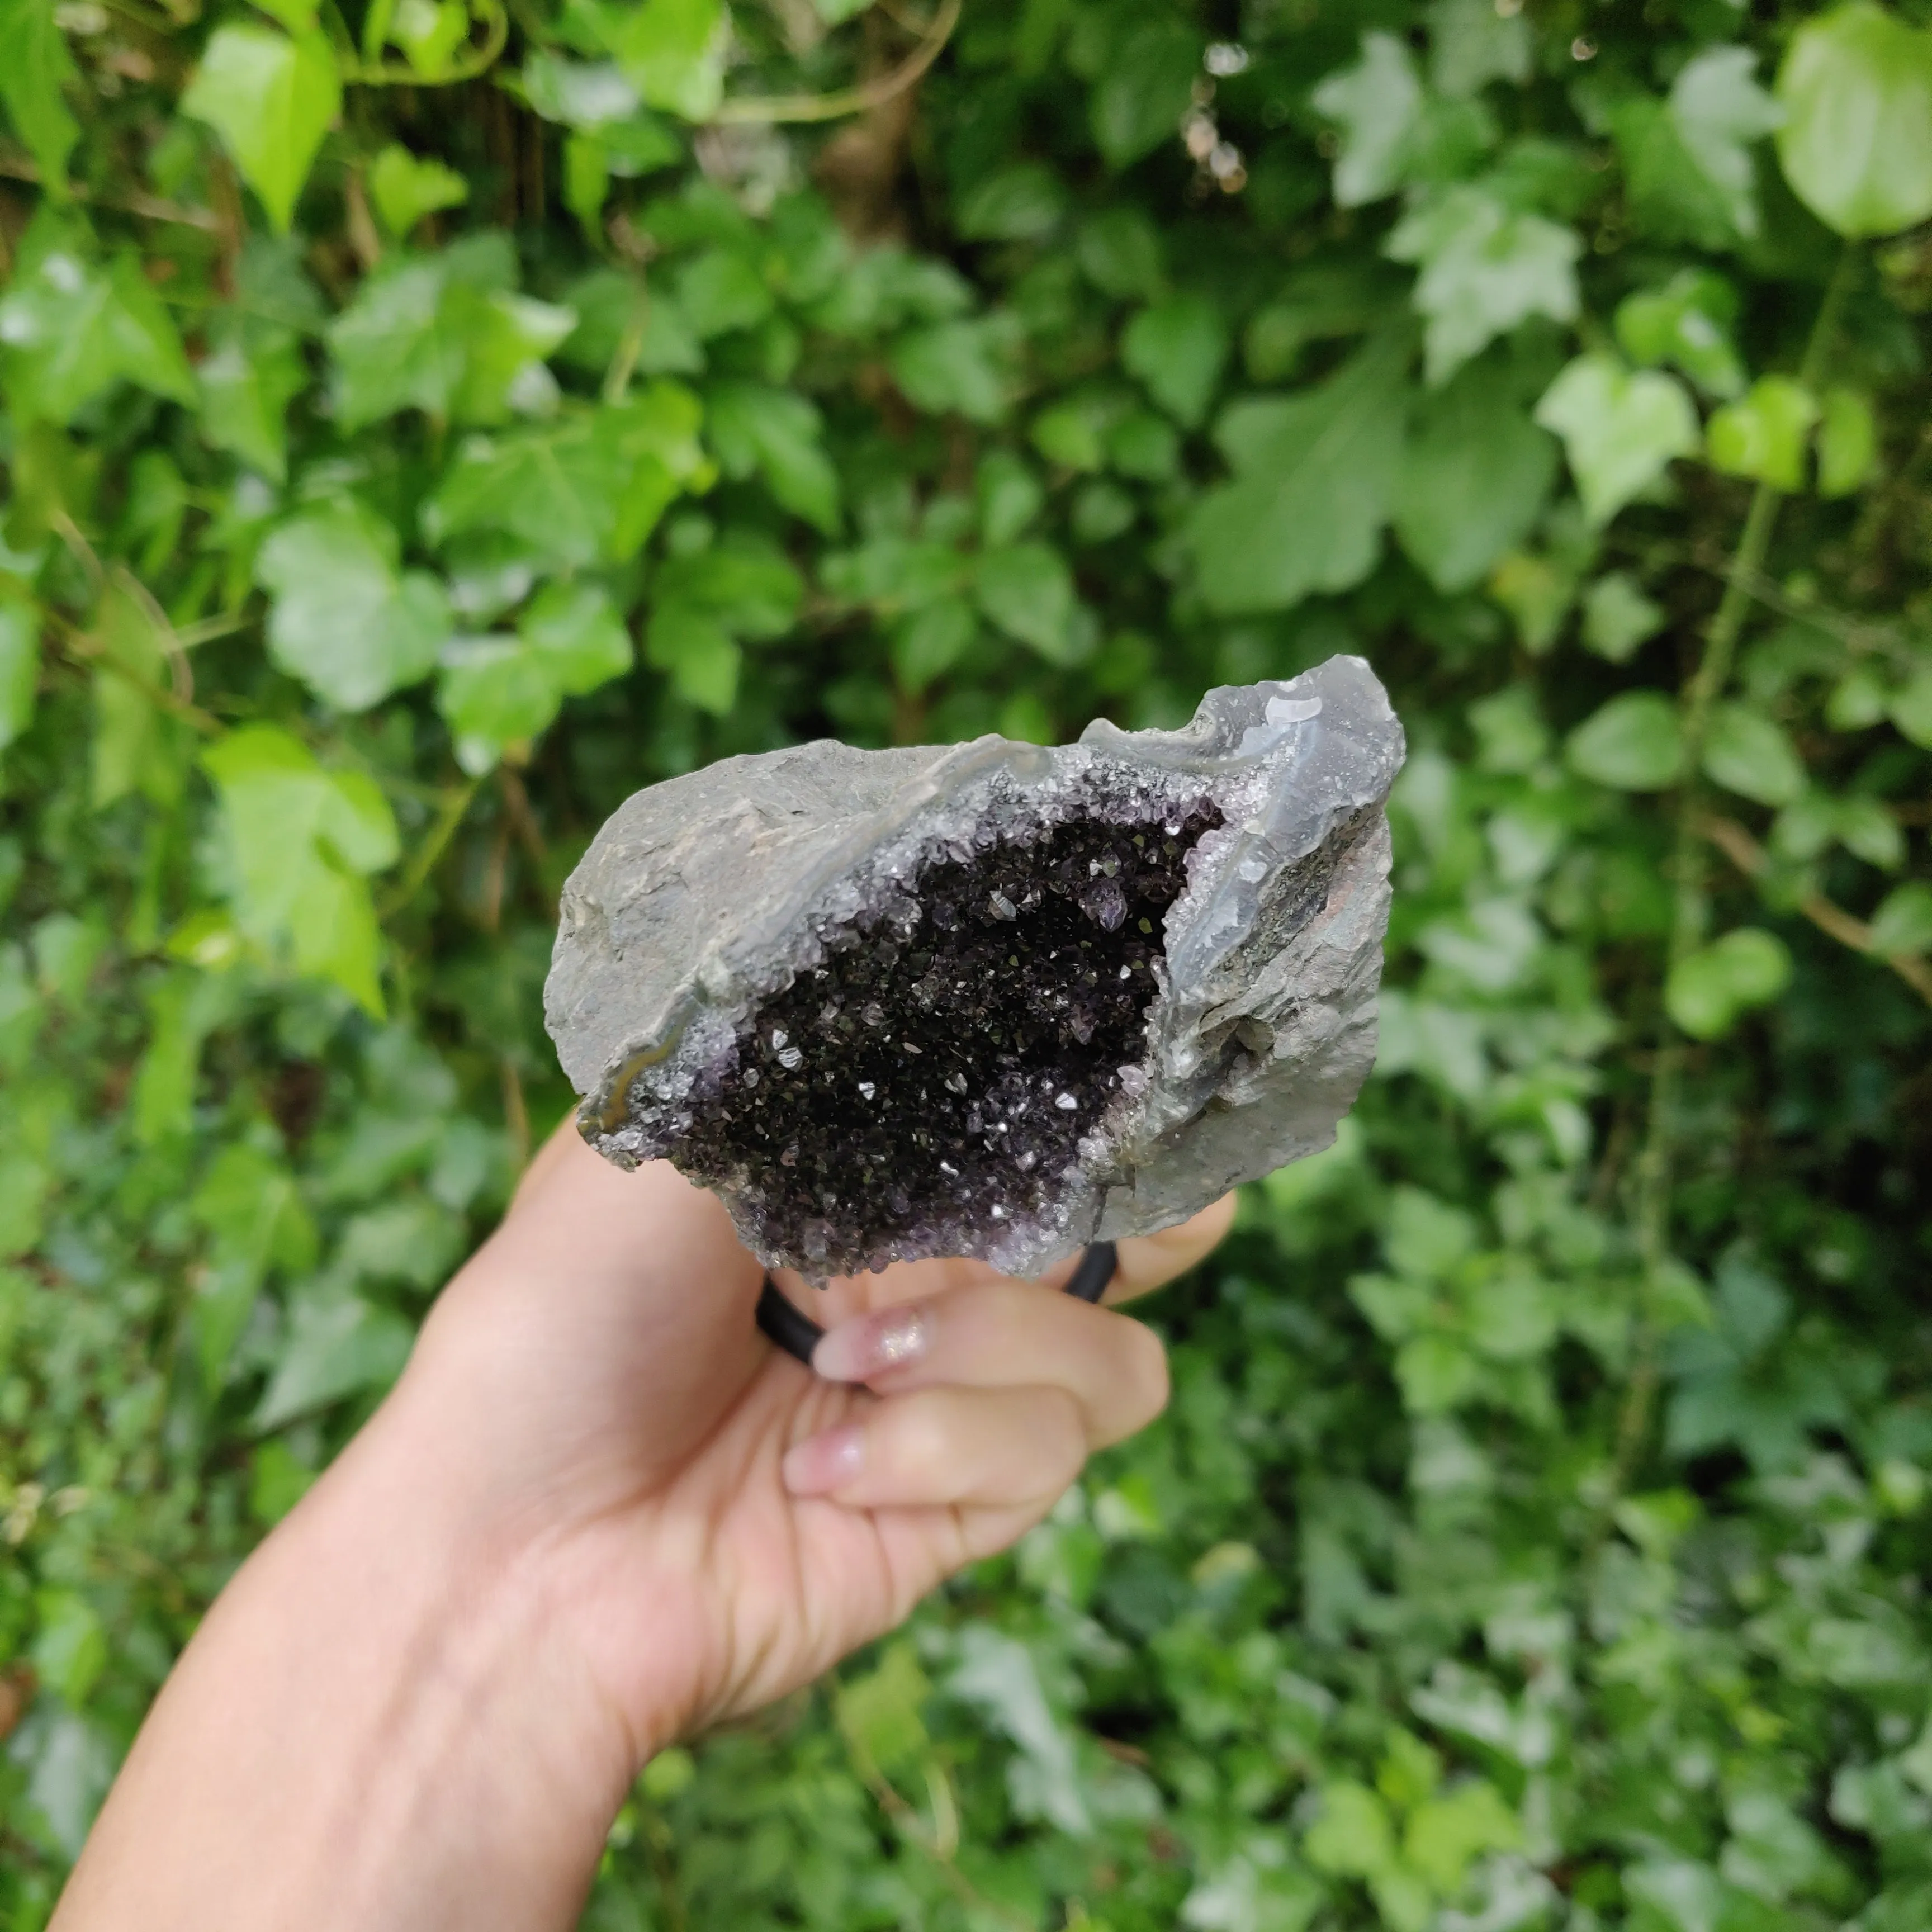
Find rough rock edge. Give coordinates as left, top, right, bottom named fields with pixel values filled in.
left=543, top=658, right=1406, bottom=1278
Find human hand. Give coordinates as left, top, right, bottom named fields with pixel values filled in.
left=54, top=1119, right=1230, bottom=1932
left=413, top=1119, right=1234, bottom=1781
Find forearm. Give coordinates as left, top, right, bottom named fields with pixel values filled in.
left=53, top=1372, right=634, bottom=1932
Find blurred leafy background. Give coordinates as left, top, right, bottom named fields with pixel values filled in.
left=4, top=0, right=1932, bottom=1924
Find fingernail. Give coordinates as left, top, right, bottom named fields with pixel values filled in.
left=782, top=1423, right=866, bottom=1497
left=811, top=1305, right=929, bottom=1382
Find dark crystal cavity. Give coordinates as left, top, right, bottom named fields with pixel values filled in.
left=674, top=801, right=1221, bottom=1271
left=545, top=665, right=1408, bottom=1281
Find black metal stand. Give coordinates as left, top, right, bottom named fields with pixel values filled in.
left=755, top=1240, right=1120, bottom=1366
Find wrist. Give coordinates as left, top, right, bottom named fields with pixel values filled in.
left=58, top=1374, right=638, bottom=1932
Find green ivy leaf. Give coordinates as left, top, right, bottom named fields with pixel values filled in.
left=1707, top=376, right=1820, bottom=492
left=1535, top=354, right=1699, bottom=527
left=200, top=724, right=399, bottom=1015
left=328, top=236, right=575, bottom=430
left=1428, top=0, right=1530, bottom=99
left=889, top=316, right=1019, bottom=425
left=1121, top=295, right=1229, bottom=429
left=671, top=248, right=773, bottom=339
left=0, top=0, right=82, bottom=193
left=651, top=535, right=801, bottom=640
left=1581, top=572, right=1666, bottom=664
left=1566, top=690, right=1686, bottom=790
left=1386, top=186, right=1579, bottom=386
left=1089, top=17, right=1199, bottom=169
left=253, top=1289, right=414, bottom=1429
left=1819, top=387, right=1878, bottom=497
left=384, top=0, right=471, bottom=82
left=1305, top=1781, right=1399, bottom=1879
left=1668, top=45, right=1784, bottom=240
left=255, top=501, right=452, bottom=711
left=1188, top=333, right=1410, bottom=615
left=1613, top=47, right=1783, bottom=250
left=1313, top=33, right=1425, bottom=208
left=977, top=451, right=1044, bottom=546
left=1614, top=270, right=1746, bottom=399
left=1777, top=1, right=1932, bottom=239
left=889, top=597, right=977, bottom=694
left=182, top=25, right=341, bottom=235
left=834, top=1641, right=931, bottom=1778
left=91, top=584, right=186, bottom=809
left=425, top=383, right=710, bottom=567
left=1703, top=701, right=1806, bottom=806
left=1075, top=206, right=1167, bottom=302
left=1886, top=667, right=1932, bottom=748
left=607, top=0, right=728, bottom=121
left=189, top=1140, right=315, bottom=1385
left=1403, top=1782, right=1522, bottom=1896
left=0, top=593, right=40, bottom=755
left=1029, top=396, right=1108, bottom=472
left=705, top=382, right=840, bottom=533
left=645, top=603, right=739, bottom=712
left=974, top=542, right=1081, bottom=664
left=519, top=51, right=644, bottom=128
left=437, top=581, right=632, bottom=771
left=1393, top=355, right=1556, bottom=593
left=1867, top=882, right=1932, bottom=959
left=368, top=143, right=469, bottom=239
left=958, top=162, right=1068, bottom=243
left=0, top=226, right=195, bottom=425
left=197, top=316, right=307, bottom=481
left=1666, top=927, right=1792, bottom=1039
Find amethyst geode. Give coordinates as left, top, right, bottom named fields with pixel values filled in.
left=543, top=659, right=1404, bottom=1279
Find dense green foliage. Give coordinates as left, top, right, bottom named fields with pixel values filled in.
left=5, top=0, right=1932, bottom=1923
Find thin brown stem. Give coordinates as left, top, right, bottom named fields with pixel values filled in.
left=712, top=0, right=959, bottom=124
left=0, top=153, right=222, bottom=231
left=1700, top=813, right=1932, bottom=1007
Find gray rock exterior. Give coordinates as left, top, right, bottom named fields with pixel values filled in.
left=544, top=658, right=1405, bottom=1277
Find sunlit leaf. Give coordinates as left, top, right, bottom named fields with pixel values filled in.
left=1706, top=376, right=1820, bottom=492
left=368, top=143, right=469, bottom=238
left=255, top=500, right=451, bottom=711
left=1313, top=33, right=1426, bottom=208
left=1777, top=1, right=1932, bottom=239
left=1188, top=333, right=1410, bottom=614
left=1615, top=270, right=1746, bottom=399
left=1666, top=927, right=1792, bottom=1039
left=0, top=0, right=82, bottom=193
left=182, top=25, right=341, bottom=234
left=1387, top=186, right=1579, bottom=385
left=1566, top=690, right=1685, bottom=790
left=1535, top=354, right=1699, bottom=526
left=1393, top=355, right=1556, bottom=592
left=0, top=226, right=195, bottom=425
left=1818, top=387, right=1878, bottom=497
left=200, top=724, right=399, bottom=1015
left=607, top=0, right=728, bottom=122
left=1703, top=701, right=1806, bottom=806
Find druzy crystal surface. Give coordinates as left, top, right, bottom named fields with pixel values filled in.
left=544, top=659, right=1405, bottom=1279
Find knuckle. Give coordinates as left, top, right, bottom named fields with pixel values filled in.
left=891, top=1399, right=958, bottom=1481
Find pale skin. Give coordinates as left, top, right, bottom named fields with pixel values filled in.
left=53, top=1119, right=1234, bottom=1931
